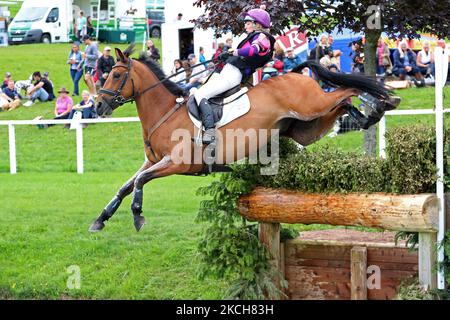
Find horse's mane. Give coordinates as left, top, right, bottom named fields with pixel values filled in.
left=122, top=44, right=184, bottom=97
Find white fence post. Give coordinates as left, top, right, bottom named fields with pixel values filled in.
left=435, top=48, right=448, bottom=289
left=76, top=122, right=84, bottom=174
left=8, top=124, right=17, bottom=174
left=379, top=116, right=386, bottom=159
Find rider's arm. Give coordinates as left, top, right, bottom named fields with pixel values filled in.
left=235, top=33, right=270, bottom=58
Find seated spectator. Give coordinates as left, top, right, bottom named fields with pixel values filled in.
left=2, top=72, right=12, bottom=89
left=350, top=40, right=365, bottom=73
left=213, top=43, right=226, bottom=73
left=416, top=41, right=434, bottom=77
left=328, top=35, right=342, bottom=69
left=223, top=38, right=233, bottom=52
left=284, top=48, right=304, bottom=73
left=183, top=54, right=206, bottom=92
left=0, top=80, right=22, bottom=111
left=376, top=38, right=392, bottom=77
left=24, top=71, right=55, bottom=106
left=309, top=34, right=329, bottom=62
left=97, top=46, right=115, bottom=87
left=34, top=87, right=74, bottom=128
left=322, top=64, right=340, bottom=92
left=320, top=47, right=335, bottom=69
left=68, top=90, right=96, bottom=121
left=393, top=40, right=424, bottom=86
left=43, top=71, right=53, bottom=87
left=171, top=59, right=187, bottom=85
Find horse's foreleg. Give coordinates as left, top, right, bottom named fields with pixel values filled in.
left=130, top=155, right=188, bottom=232
left=89, top=160, right=153, bottom=232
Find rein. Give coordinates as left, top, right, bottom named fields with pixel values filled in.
left=99, top=58, right=216, bottom=108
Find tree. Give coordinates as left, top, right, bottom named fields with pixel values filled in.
left=194, top=0, right=450, bottom=155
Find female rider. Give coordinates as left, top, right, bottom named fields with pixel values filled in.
left=194, top=6, right=276, bottom=145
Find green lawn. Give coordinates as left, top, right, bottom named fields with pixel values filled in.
left=0, top=173, right=225, bottom=299
left=0, top=43, right=449, bottom=299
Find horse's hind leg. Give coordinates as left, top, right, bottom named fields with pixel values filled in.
left=130, top=155, right=191, bottom=232
left=89, top=160, right=153, bottom=232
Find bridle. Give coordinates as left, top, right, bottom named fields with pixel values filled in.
left=98, top=58, right=136, bottom=110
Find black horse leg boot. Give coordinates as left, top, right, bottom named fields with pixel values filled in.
left=199, top=99, right=216, bottom=145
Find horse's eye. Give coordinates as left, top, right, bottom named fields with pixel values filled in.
left=113, top=73, right=121, bottom=79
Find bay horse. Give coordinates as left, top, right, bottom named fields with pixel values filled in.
left=89, top=45, right=399, bottom=232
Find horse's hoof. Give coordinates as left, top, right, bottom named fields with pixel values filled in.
left=134, top=216, right=146, bottom=232
left=385, top=96, right=401, bottom=111
left=89, top=220, right=105, bottom=232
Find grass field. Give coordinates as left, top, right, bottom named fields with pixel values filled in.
left=0, top=43, right=449, bottom=299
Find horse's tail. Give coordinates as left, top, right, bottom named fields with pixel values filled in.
left=292, top=60, right=390, bottom=100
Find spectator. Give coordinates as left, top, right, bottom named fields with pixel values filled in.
left=350, top=40, right=365, bottom=73
left=393, top=40, right=424, bottom=86
left=176, top=13, right=183, bottom=21
left=86, top=16, right=94, bottom=37
left=34, top=87, right=74, bottom=128
left=24, top=71, right=55, bottom=106
left=97, top=47, right=115, bottom=87
left=273, top=42, right=285, bottom=62
left=42, top=71, right=53, bottom=88
left=183, top=54, right=206, bottom=91
left=416, top=41, right=434, bottom=77
left=436, top=39, right=450, bottom=82
left=320, top=47, right=335, bottom=69
left=2, top=72, right=11, bottom=89
left=224, top=38, right=233, bottom=52
left=309, top=34, right=328, bottom=62
left=76, top=11, right=87, bottom=41
left=284, top=48, right=304, bottom=73
left=68, top=42, right=84, bottom=96
left=213, top=43, right=226, bottom=73
left=376, top=38, right=393, bottom=77
left=82, top=35, right=98, bottom=95
left=199, top=47, right=206, bottom=64
left=0, top=80, right=21, bottom=111
left=328, top=35, right=342, bottom=69
left=146, top=39, right=160, bottom=62
left=67, top=90, right=96, bottom=122
left=171, top=59, right=187, bottom=85
left=182, top=59, right=192, bottom=74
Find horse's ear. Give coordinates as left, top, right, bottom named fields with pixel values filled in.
left=115, top=48, right=127, bottom=63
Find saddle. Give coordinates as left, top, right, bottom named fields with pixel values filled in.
left=187, top=85, right=248, bottom=125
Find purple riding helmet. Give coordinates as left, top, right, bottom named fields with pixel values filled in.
left=244, top=8, right=271, bottom=28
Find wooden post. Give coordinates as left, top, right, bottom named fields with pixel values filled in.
left=258, top=222, right=280, bottom=270
left=419, top=232, right=437, bottom=290
left=259, top=222, right=282, bottom=297
left=351, top=246, right=367, bottom=300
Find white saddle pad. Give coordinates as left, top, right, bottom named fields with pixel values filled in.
left=188, top=88, right=251, bottom=130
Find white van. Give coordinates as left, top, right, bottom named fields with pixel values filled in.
left=8, top=0, right=71, bottom=44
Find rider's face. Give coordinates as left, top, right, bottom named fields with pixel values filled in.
left=244, top=21, right=254, bottom=33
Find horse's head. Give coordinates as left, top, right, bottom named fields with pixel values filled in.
left=96, top=45, right=136, bottom=117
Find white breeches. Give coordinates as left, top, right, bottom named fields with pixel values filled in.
left=194, top=64, right=243, bottom=105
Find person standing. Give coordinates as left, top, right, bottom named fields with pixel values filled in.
left=76, top=11, right=87, bottom=41
left=82, top=35, right=99, bottom=96
left=68, top=42, right=83, bottom=96
left=97, top=47, right=115, bottom=87
left=146, top=39, right=160, bottom=62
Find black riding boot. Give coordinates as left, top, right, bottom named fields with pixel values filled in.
left=198, top=99, right=216, bottom=144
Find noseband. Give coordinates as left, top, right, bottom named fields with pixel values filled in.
left=98, top=59, right=136, bottom=110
